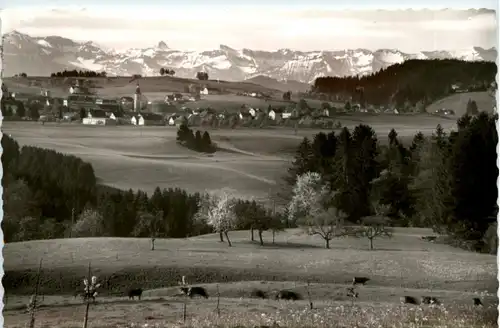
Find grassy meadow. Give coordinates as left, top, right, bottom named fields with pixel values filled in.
left=3, top=228, right=497, bottom=327
left=2, top=102, right=492, bottom=327
left=2, top=116, right=455, bottom=200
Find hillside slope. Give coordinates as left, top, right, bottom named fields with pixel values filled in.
left=426, top=91, right=496, bottom=117
left=313, top=59, right=497, bottom=108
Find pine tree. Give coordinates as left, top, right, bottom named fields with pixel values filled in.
left=176, top=123, right=190, bottom=142
left=202, top=131, right=212, bottom=152
left=348, top=124, right=379, bottom=220
left=194, top=130, right=203, bottom=151
left=285, top=137, right=314, bottom=186
left=466, top=99, right=479, bottom=115
left=448, top=113, right=498, bottom=240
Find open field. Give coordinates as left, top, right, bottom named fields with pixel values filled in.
left=426, top=91, right=496, bottom=117
left=3, top=228, right=497, bottom=327
left=169, top=94, right=293, bottom=111
left=3, top=116, right=455, bottom=199
left=4, top=76, right=285, bottom=99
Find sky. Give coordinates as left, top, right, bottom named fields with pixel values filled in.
left=1, top=0, right=498, bottom=52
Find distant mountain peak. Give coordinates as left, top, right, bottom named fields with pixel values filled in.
left=2, top=31, right=497, bottom=83
left=219, top=44, right=235, bottom=51
left=157, top=41, right=169, bottom=49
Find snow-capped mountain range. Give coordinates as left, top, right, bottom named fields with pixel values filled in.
left=2, top=30, right=497, bottom=84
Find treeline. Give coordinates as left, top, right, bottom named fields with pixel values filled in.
left=50, top=69, right=107, bottom=78
left=159, top=68, right=175, bottom=76
left=312, top=59, right=497, bottom=108
left=176, top=124, right=216, bottom=153
left=1, top=135, right=276, bottom=242
left=196, top=72, right=209, bottom=81
left=284, top=112, right=498, bottom=254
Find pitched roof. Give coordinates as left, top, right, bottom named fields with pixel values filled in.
left=89, top=109, right=107, bottom=118
left=140, top=112, right=164, bottom=120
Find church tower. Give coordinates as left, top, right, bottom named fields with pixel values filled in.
left=134, top=83, right=141, bottom=112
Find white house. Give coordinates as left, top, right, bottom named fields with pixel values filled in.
left=248, top=107, right=257, bottom=117
left=168, top=117, right=176, bottom=126
left=250, top=92, right=257, bottom=97
left=239, top=111, right=253, bottom=120
left=200, top=87, right=209, bottom=95
left=82, top=110, right=112, bottom=125
left=268, top=109, right=276, bottom=120
left=109, top=112, right=123, bottom=120
left=131, top=114, right=145, bottom=126
left=281, top=112, right=292, bottom=119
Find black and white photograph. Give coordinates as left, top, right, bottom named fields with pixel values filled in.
left=0, top=1, right=498, bottom=327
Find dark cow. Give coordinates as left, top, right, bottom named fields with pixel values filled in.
left=421, top=296, right=440, bottom=305
left=352, top=277, right=370, bottom=286
left=250, top=289, right=267, bottom=299
left=473, top=298, right=483, bottom=306
left=128, top=288, right=143, bottom=300
left=400, top=296, right=419, bottom=305
left=275, top=290, right=301, bottom=301
left=180, top=286, right=209, bottom=299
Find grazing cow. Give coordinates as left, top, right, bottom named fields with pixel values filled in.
left=275, top=290, right=301, bottom=301
left=180, top=286, right=209, bottom=299
left=400, top=296, right=419, bottom=305
left=421, top=296, right=440, bottom=305
left=128, top=288, right=143, bottom=300
left=473, top=298, right=483, bottom=306
left=346, top=287, right=359, bottom=298
left=352, top=277, right=370, bottom=286
left=251, top=289, right=267, bottom=299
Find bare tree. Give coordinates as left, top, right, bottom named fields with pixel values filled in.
left=196, top=189, right=237, bottom=246
left=351, top=203, right=393, bottom=250
left=304, top=208, right=348, bottom=249
left=287, top=172, right=348, bottom=248
left=132, top=210, right=163, bottom=250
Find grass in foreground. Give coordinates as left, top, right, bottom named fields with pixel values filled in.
left=4, top=228, right=496, bottom=295
left=4, top=298, right=496, bottom=328
left=168, top=304, right=498, bottom=328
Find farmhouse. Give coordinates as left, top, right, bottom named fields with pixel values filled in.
left=140, top=112, right=165, bottom=126
left=174, top=115, right=188, bottom=127
left=248, top=107, right=258, bottom=117
left=200, top=87, right=209, bottom=95
left=62, top=112, right=78, bottom=121
left=268, top=109, right=276, bottom=120
left=130, top=114, right=145, bottom=126
left=266, top=107, right=285, bottom=120
left=107, top=111, right=123, bottom=120
left=239, top=111, right=253, bottom=120
left=69, top=85, right=91, bottom=95
left=167, top=116, right=177, bottom=126
left=435, top=108, right=455, bottom=116
left=83, top=109, right=116, bottom=125
left=130, top=113, right=165, bottom=126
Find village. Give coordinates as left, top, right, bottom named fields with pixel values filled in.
left=1, top=76, right=413, bottom=130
